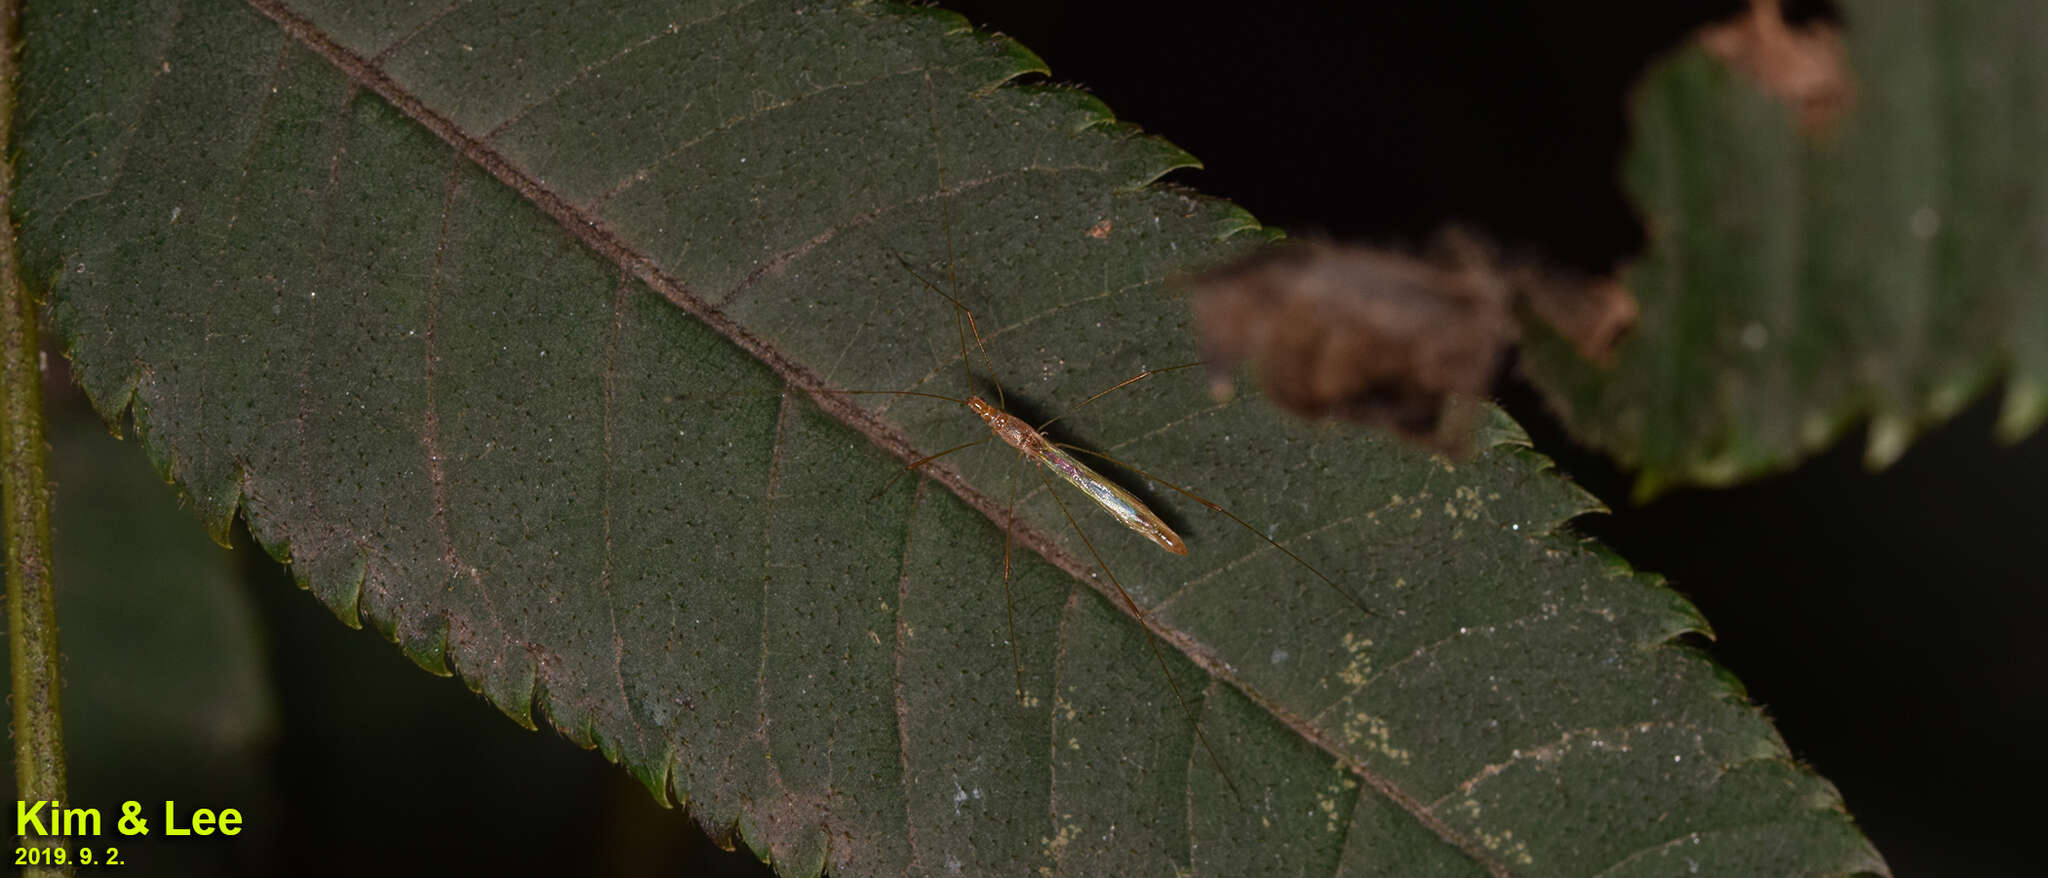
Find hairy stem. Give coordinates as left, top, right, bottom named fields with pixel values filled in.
left=1, top=0, right=73, bottom=873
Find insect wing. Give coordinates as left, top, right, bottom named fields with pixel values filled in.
left=1034, top=442, right=1187, bottom=555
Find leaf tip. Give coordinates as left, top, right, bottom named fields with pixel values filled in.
left=399, top=615, right=454, bottom=677
left=886, top=2, right=1049, bottom=87
left=1861, top=412, right=1912, bottom=470
left=1997, top=376, right=2048, bottom=443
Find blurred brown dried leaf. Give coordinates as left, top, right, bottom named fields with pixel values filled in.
left=1189, top=231, right=1635, bottom=451
left=1513, top=268, right=1638, bottom=365
left=1699, top=0, right=1856, bottom=134
left=1190, top=234, right=1511, bottom=450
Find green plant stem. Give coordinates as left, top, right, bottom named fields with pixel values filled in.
left=1, top=0, right=72, bottom=873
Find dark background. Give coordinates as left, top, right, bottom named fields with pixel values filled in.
left=24, top=2, right=2043, bottom=876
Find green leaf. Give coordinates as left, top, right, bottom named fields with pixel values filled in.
left=1521, top=0, right=2048, bottom=493
left=18, top=1, right=1884, bottom=874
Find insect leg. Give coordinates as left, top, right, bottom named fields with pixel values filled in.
left=867, top=435, right=992, bottom=500
left=1002, top=448, right=1027, bottom=704
left=1036, top=465, right=1242, bottom=799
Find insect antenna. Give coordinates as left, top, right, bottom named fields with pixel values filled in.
left=918, top=70, right=1008, bottom=413
left=912, top=76, right=1040, bottom=710
left=890, top=254, right=1008, bottom=412
left=1034, top=362, right=1205, bottom=432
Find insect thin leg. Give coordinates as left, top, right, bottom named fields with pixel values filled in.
left=1035, top=466, right=1242, bottom=799
left=953, top=279, right=974, bottom=402
left=1054, top=442, right=1374, bottom=617
left=823, top=388, right=970, bottom=406
left=868, top=436, right=992, bottom=500
left=669, top=387, right=973, bottom=407
left=1002, top=449, right=1027, bottom=704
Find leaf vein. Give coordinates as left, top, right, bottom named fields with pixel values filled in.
left=368, top=0, right=465, bottom=64
left=891, top=478, right=928, bottom=874
left=1588, top=816, right=1821, bottom=878
left=752, top=391, right=798, bottom=806
left=1431, top=721, right=1704, bottom=808
left=42, top=0, right=191, bottom=262
left=1045, top=589, right=1079, bottom=875
left=418, top=160, right=508, bottom=641
left=1327, top=784, right=1367, bottom=878
left=585, top=61, right=937, bottom=212
left=481, top=0, right=768, bottom=140
left=599, top=271, right=640, bottom=742
left=1308, top=608, right=1570, bottom=729
left=717, top=162, right=1105, bottom=310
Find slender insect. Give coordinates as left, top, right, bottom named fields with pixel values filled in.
left=880, top=256, right=1359, bottom=605
left=681, top=243, right=1370, bottom=797
left=877, top=258, right=1368, bottom=619
left=677, top=78, right=1372, bottom=796
left=971, top=395, right=1185, bottom=555
left=845, top=241, right=1374, bottom=799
